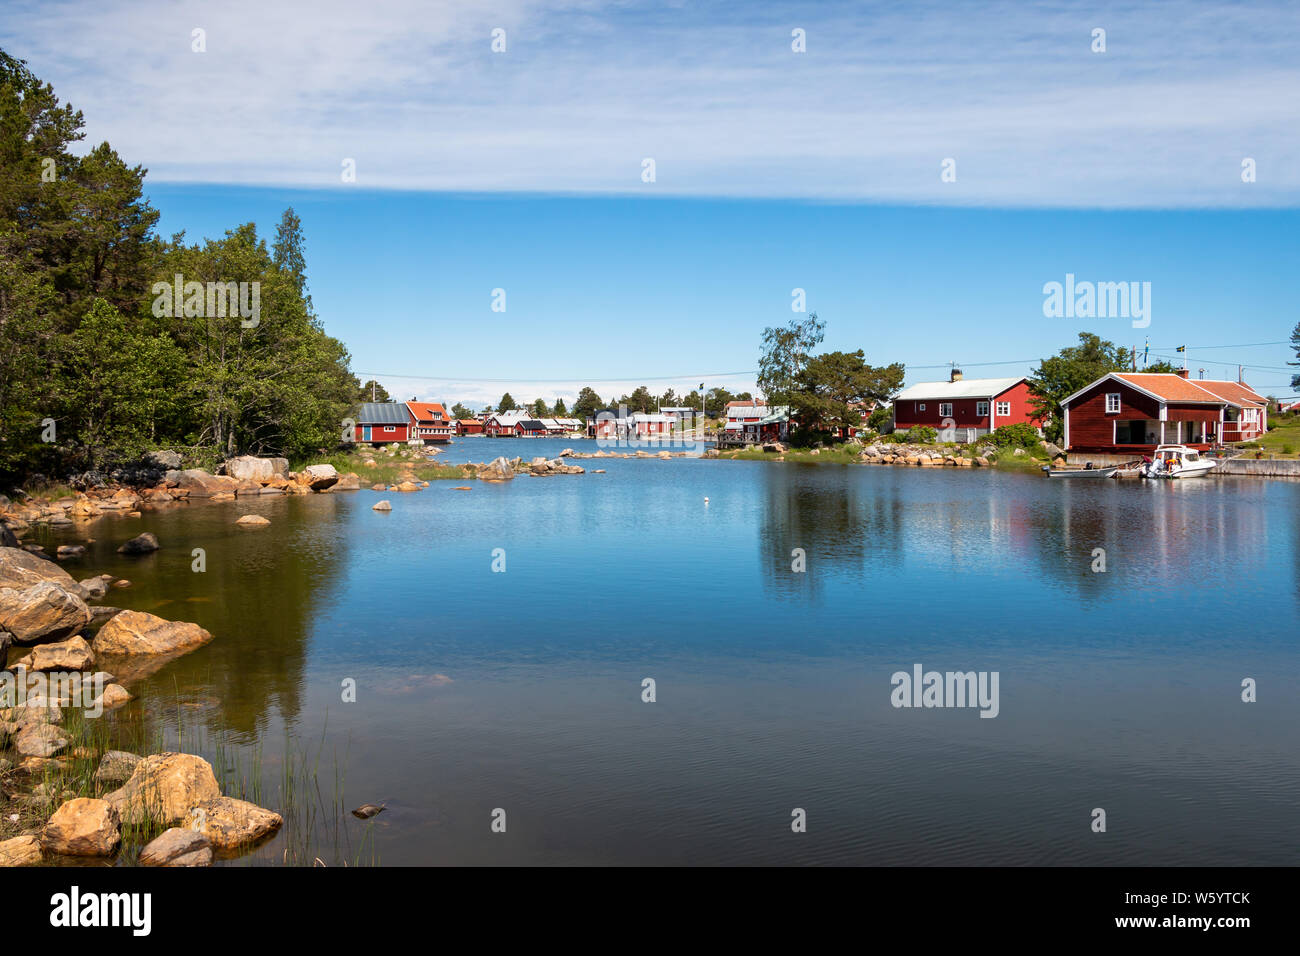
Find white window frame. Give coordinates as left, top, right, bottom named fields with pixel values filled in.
left=384, top=425, right=396, bottom=432
left=976, top=401, right=989, bottom=416
left=996, top=401, right=1011, bottom=417
left=938, top=402, right=953, bottom=418
left=1105, top=393, right=1121, bottom=414
left=917, top=402, right=926, bottom=412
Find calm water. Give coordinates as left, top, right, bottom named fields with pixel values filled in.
left=34, top=438, right=1300, bottom=865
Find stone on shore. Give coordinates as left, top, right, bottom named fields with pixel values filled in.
left=91, top=683, right=132, bottom=711
left=174, top=469, right=238, bottom=498
left=41, top=797, right=121, bottom=857
left=92, top=609, right=213, bottom=657
left=104, top=752, right=222, bottom=825
left=116, top=532, right=159, bottom=555
left=139, top=828, right=213, bottom=867
left=77, top=576, right=108, bottom=600
left=0, top=581, right=92, bottom=644
left=0, top=835, right=43, bottom=867
left=9, top=635, right=95, bottom=672
left=0, top=546, right=80, bottom=591
left=234, top=514, right=270, bottom=528
left=14, top=722, right=68, bottom=758
left=183, top=796, right=283, bottom=850
left=301, top=464, right=339, bottom=491
left=478, top=457, right=516, bottom=482
left=94, top=750, right=142, bottom=784
left=223, top=455, right=289, bottom=483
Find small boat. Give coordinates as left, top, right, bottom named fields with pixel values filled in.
left=1139, top=444, right=1218, bottom=479
left=1042, top=463, right=1119, bottom=479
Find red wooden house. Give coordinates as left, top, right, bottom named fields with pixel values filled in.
left=892, top=371, right=1040, bottom=442
left=405, top=401, right=455, bottom=444
left=457, top=418, right=484, bottom=435
left=483, top=412, right=527, bottom=436
left=353, top=402, right=410, bottom=445
left=1061, top=371, right=1267, bottom=452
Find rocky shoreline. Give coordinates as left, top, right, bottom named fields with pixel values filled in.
left=0, top=531, right=282, bottom=866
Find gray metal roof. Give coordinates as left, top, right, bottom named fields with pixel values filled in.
left=356, top=402, right=410, bottom=424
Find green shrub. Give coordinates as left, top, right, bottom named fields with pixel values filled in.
left=906, top=426, right=938, bottom=444
left=986, top=423, right=1041, bottom=448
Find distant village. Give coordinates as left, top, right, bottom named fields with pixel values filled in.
left=353, top=365, right=1276, bottom=457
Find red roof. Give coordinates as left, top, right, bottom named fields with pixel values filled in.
left=406, top=401, right=450, bottom=423
left=1190, top=380, right=1265, bottom=408
left=1113, top=374, right=1225, bottom=403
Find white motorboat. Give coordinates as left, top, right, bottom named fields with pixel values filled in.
left=1139, top=445, right=1218, bottom=479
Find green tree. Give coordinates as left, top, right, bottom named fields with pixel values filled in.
left=758, top=312, right=824, bottom=407
left=61, top=299, right=183, bottom=466
left=1144, top=360, right=1180, bottom=373
left=497, top=392, right=517, bottom=413
left=1290, top=319, right=1300, bottom=390
left=451, top=402, right=474, bottom=420
left=571, top=387, right=603, bottom=420
left=553, top=397, right=568, bottom=416
left=792, top=350, right=904, bottom=435
left=1028, top=332, right=1128, bottom=443
left=530, top=398, right=550, bottom=418
left=358, top=379, right=391, bottom=403
left=618, top=385, right=655, bottom=412
left=272, top=208, right=308, bottom=298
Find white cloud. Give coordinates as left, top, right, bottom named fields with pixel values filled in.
left=4, top=0, right=1298, bottom=206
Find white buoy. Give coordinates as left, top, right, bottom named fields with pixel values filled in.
left=704, top=497, right=709, bottom=504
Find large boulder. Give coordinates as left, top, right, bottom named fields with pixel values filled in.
left=9, top=635, right=95, bottom=672
left=234, top=514, right=270, bottom=528
left=327, top=472, right=361, bottom=492
left=478, top=457, right=516, bottom=482
left=302, top=464, right=339, bottom=491
left=103, top=752, right=222, bottom=825
left=183, top=797, right=283, bottom=850
left=92, top=610, right=212, bottom=657
left=0, top=835, right=43, bottom=867
left=0, top=582, right=92, bottom=645
left=0, top=547, right=79, bottom=591
left=116, top=532, right=159, bottom=555
left=174, top=469, right=237, bottom=498
left=146, top=449, right=183, bottom=470
left=139, top=828, right=213, bottom=867
left=41, top=798, right=121, bottom=857
left=223, top=456, right=275, bottom=482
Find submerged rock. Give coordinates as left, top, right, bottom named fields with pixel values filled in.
left=372, top=500, right=392, bottom=512
left=139, top=827, right=213, bottom=867
left=116, top=532, right=159, bottom=555
left=234, top=514, right=270, bottom=528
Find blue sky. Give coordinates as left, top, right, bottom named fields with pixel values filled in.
left=5, top=0, right=1299, bottom=408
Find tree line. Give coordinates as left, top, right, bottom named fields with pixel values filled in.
left=0, top=50, right=358, bottom=485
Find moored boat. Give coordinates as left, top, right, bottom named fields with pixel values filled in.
left=1139, top=444, right=1218, bottom=479
left=1042, top=463, right=1120, bottom=479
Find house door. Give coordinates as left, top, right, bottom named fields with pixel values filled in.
left=362, top=426, right=371, bottom=441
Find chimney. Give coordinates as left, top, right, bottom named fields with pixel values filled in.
left=1176, top=369, right=1190, bottom=379
left=950, top=368, right=963, bottom=383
